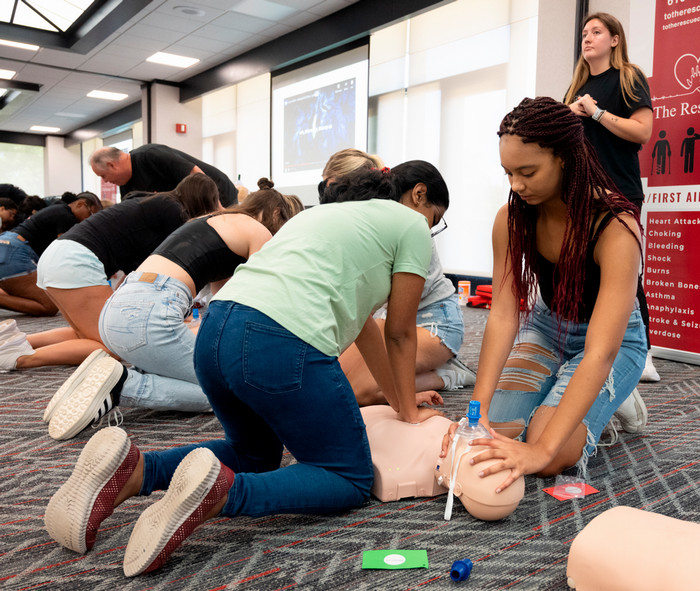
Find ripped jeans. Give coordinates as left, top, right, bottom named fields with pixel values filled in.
left=488, top=298, right=646, bottom=471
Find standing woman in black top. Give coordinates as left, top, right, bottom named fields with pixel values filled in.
left=564, top=12, right=658, bottom=384
left=0, top=193, right=102, bottom=316
left=0, top=174, right=219, bottom=372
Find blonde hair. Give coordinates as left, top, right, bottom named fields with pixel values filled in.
left=322, top=149, right=384, bottom=181
left=282, top=194, right=304, bottom=216
left=564, top=12, right=648, bottom=108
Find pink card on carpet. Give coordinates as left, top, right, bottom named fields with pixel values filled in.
left=543, top=482, right=599, bottom=501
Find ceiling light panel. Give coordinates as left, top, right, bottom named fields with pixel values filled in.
left=230, top=0, right=297, bottom=20
left=30, top=125, right=61, bottom=132
left=0, top=39, right=40, bottom=51
left=87, top=90, right=129, bottom=101
left=146, top=52, right=199, bottom=68
left=0, top=69, right=16, bottom=80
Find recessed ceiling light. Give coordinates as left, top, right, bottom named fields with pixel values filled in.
left=0, top=39, right=40, bottom=51
left=173, top=6, right=206, bottom=17
left=146, top=51, right=199, bottom=68
left=0, top=69, right=16, bottom=80
left=87, top=90, right=129, bottom=101
left=30, top=125, right=61, bottom=133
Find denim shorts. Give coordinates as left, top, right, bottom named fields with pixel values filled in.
left=0, top=232, right=38, bottom=281
left=416, top=294, right=464, bottom=355
left=37, top=239, right=109, bottom=289
left=488, top=298, right=646, bottom=470
left=375, top=293, right=464, bottom=355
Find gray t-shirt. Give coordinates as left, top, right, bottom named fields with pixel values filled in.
left=418, top=240, right=455, bottom=309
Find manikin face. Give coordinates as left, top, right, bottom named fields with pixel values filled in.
left=581, top=18, right=619, bottom=64
left=499, top=134, right=564, bottom=207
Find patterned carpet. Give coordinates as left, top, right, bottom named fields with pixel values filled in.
left=1, top=307, right=698, bottom=590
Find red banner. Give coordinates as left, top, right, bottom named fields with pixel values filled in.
left=642, top=1, right=700, bottom=186
left=641, top=0, right=700, bottom=364
left=645, top=211, right=700, bottom=355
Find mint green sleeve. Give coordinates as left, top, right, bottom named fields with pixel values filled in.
left=392, top=217, right=432, bottom=279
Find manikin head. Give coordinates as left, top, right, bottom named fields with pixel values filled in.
left=435, top=438, right=525, bottom=521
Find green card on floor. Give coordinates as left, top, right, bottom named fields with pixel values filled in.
left=362, top=549, right=428, bottom=569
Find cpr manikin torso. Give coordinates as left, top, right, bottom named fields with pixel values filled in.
left=361, top=405, right=451, bottom=501
left=566, top=506, right=700, bottom=590
left=361, top=402, right=525, bottom=520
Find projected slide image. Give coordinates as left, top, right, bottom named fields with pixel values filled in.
left=272, top=57, right=368, bottom=189
left=284, top=78, right=356, bottom=173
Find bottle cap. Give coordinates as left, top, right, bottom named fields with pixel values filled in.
left=467, top=400, right=481, bottom=423
left=450, top=558, right=473, bottom=581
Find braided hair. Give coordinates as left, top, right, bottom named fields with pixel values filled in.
left=498, top=96, right=641, bottom=322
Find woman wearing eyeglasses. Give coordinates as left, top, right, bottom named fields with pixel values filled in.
left=46, top=160, right=450, bottom=576
left=320, top=149, right=473, bottom=407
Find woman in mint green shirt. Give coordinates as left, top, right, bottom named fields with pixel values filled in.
left=46, top=161, right=450, bottom=576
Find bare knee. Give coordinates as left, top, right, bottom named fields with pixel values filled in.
left=497, top=342, right=555, bottom=391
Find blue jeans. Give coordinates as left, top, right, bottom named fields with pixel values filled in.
left=488, top=298, right=646, bottom=469
left=140, top=301, right=374, bottom=517
left=0, top=232, right=38, bottom=280
left=98, top=272, right=210, bottom=412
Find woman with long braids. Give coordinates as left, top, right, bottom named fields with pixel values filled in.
left=564, top=12, right=657, bottom=385
left=45, top=160, right=449, bottom=575
left=440, top=97, right=646, bottom=492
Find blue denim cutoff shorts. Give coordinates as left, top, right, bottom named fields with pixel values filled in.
left=375, top=293, right=464, bottom=355
left=0, top=232, right=38, bottom=280
left=488, top=298, right=646, bottom=472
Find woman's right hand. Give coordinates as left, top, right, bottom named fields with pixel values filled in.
left=438, top=416, right=491, bottom=458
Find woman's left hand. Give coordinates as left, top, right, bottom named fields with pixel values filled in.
left=469, top=428, right=553, bottom=492
left=415, top=390, right=443, bottom=406
left=571, top=94, right=597, bottom=117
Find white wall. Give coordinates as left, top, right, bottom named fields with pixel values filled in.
left=44, top=136, right=81, bottom=196
left=149, top=83, right=203, bottom=157
left=371, top=0, right=538, bottom=276
left=201, top=73, right=271, bottom=195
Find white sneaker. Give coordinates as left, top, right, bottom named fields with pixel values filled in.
left=639, top=351, right=660, bottom=382
left=48, top=357, right=126, bottom=440
left=435, top=357, right=477, bottom=390
left=0, top=332, right=34, bottom=372
left=43, top=349, right=110, bottom=423
left=0, top=319, right=21, bottom=340
left=614, top=388, right=648, bottom=434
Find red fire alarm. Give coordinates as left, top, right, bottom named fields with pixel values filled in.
left=175, top=123, right=187, bottom=134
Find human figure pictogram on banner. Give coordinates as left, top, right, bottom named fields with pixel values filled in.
left=651, top=130, right=671, bottom=175
left=680, top=127, right=700, bottom=174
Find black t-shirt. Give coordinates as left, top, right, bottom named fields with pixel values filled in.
left=15, top=202, right=79, bottom=257
left=577, top=67, right=652, bottom=203
left=58, top=195, right=188, bottom=277
left=120, top=144, right=238, bottom=207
